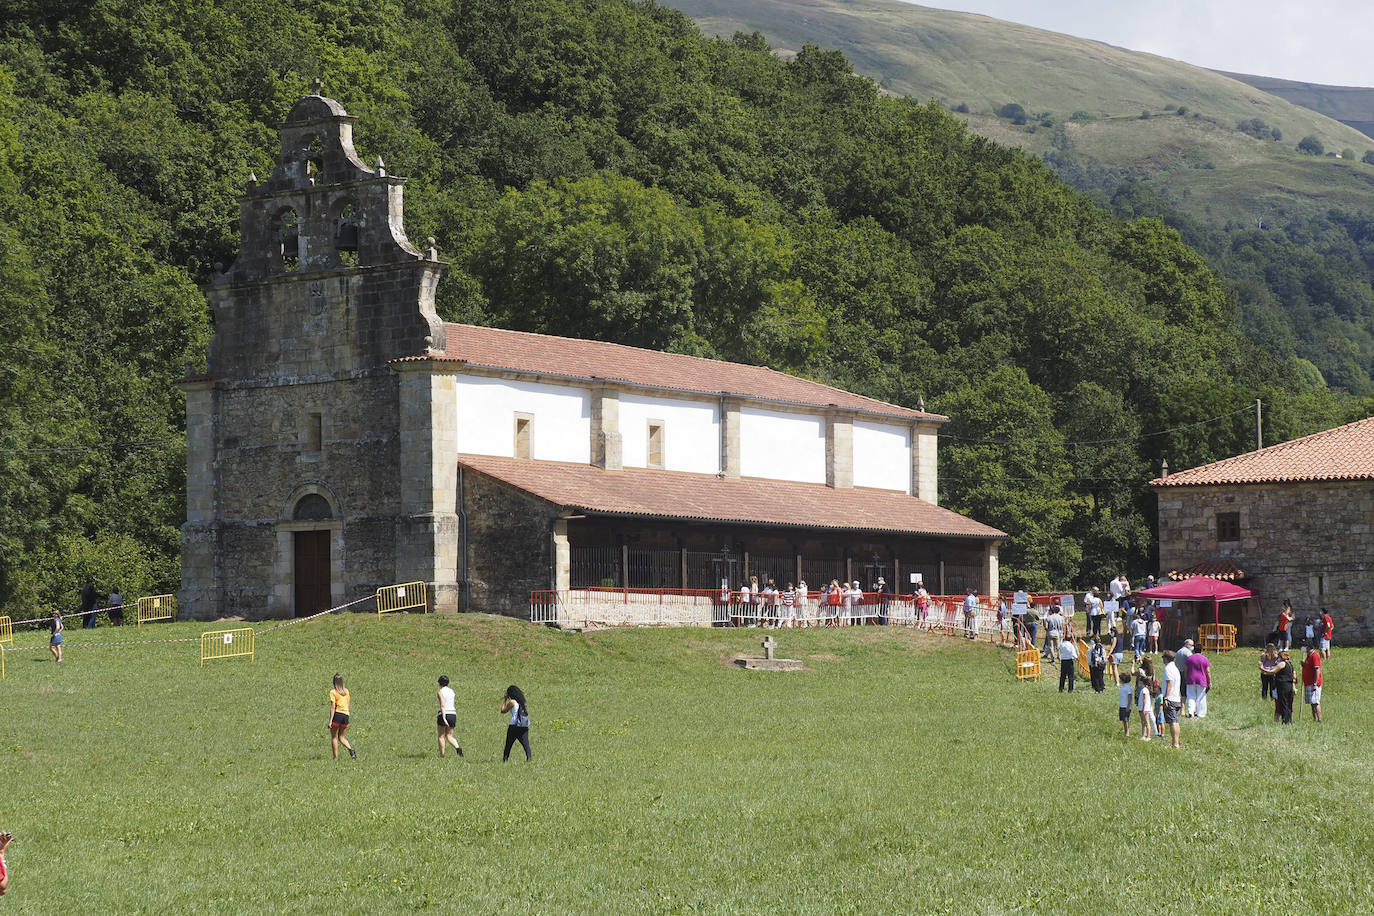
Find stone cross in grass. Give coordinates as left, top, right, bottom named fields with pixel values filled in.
left=762, top=635, right=777, bottom=660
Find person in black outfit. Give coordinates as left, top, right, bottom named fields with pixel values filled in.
left=500, top=685, right=531, bottom=762
left=80, top=579, right=98, bottom=628
left=1268, top=649, right=1296, bottom=724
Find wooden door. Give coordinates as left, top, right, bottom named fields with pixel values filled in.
left=293, top=530, right=331, bottom=616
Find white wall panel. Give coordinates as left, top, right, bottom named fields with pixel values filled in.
left=454, top=375, right=591, bottom=463
left=740, top=408, right=825, bottom=483
left=619, top=394, right=720, bottom=473
left=853, top=420, right=911, bottom=492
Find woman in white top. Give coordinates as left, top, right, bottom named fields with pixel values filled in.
left=436, top=675, right=462, bottom=758
left=795, top=580, right=809, bottom=627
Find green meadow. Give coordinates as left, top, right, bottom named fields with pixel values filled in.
left=1, top=614, right=1369, bottom=914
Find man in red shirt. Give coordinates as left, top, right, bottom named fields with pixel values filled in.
left=1321, top=609, right=1334, bottom=660
left=1301, top=647, right=1323, bottom=723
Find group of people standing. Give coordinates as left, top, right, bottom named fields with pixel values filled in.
left=327, top=674, right=533, bottom=762
left=732, top=577, right=894, bottom=627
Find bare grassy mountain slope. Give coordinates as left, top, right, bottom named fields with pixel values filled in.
left=1218, top=71, right=1374, bottom=142
left=669, top=0, right=1374, bottom=224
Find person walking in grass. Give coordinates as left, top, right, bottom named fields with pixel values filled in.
left=436, top=675, right=463, bottom=758
left=1321, top=609, right=1334, bottom=660
left=0, top=831, right=11, bottom=896
left=500, top=685, right=531, bottom=762
left=328, top=673, right=357, bottom=760
left=49, top=611, right=63, bottom=663
left=1302, top=646, right=1323, bottom=723
left=1117, top=673, right=1134, bottom=737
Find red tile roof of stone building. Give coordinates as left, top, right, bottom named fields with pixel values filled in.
left=1167, top=560, right=1248, bottom=581
left=394, top=324, right=942, bottom=423
left=1152, top=415, right=1374, bottom=486
left=458, top=454, right=1005, bottom=539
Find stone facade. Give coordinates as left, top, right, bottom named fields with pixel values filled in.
left=180, top=93, right=448, bottom=619
left=1156, top=480, right=1374, bottom=645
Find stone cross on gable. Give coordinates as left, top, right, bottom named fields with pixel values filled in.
left=762, top=635, right=777, bottom=660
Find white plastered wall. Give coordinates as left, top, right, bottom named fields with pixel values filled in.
left=619, top=393, right=720, bottom=473
left=852, top=420, right=912, bottom=492
left=454, top=375, right=591, bottom=463
left=740, top=408, right=825, bottom=483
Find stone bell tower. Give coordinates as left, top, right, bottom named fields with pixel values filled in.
left=180, top=89, right=454, bottom=619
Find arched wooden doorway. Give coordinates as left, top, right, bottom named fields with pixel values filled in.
left=292, top=494, right=333, bottom=616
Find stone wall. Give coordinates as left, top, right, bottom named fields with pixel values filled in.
left=461, top=470, right=562, bottom=619
left=1157, top=480, right=1374, bottom=644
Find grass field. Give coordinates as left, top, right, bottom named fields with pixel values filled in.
left=2, top=613, right=1371, bottom=914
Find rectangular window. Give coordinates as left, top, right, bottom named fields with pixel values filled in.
left=305, top=412, right=323, bottom=454
left=647, top=420, right=664, bottom=469
left=514, top=413, right=533, bottom=459
left=1216, top=511, right=1240, bottom=542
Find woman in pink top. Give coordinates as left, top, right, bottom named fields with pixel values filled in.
left=1184, top=649, right=1212, bottom=718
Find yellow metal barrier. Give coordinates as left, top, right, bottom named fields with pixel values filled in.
left=0, top=615, right=11, bottom=647
left=1016, top=646, right=1042, bottom=681
left=1198, top=623, right=1237, bottom=653
left=201, top=627, right=255, bottom=665
left=137, top=594, right=177, bottom=627
left=376, top=581, right=428, bottom=616
left=1075, top=639, right=1091, bottom=680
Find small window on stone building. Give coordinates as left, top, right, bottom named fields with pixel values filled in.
left=514, top=413, right=533, bottom=459
left=277, top=208, right=300, bottom=272
left=647, top=420, right=664, bottom=469
left=1216, top=511, right=1240, bottom=542
left=305, top=412, right=322, bottom=454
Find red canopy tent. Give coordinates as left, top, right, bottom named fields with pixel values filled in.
left=1137, top=577, right=1253, bottom=628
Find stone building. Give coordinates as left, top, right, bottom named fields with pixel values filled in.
left=1153, top=416, right=1374, bottom=645
left=180, top=92, right=1004, bottom=620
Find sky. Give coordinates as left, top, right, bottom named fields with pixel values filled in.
left=917, top=1, right=1374, bottom=87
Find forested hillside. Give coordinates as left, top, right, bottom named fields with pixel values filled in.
left=0, top=0, right=1365, bottom=611
left=670, top=0, right=1374, bottom=395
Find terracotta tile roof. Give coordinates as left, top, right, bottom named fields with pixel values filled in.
left=395, top=324, right=941, bottom=423
left=458, top=455, right=1004, bottom=540
left=1152, top=415, right=1374, bottom=486
left=1168, top=560, right=1249, bottom=582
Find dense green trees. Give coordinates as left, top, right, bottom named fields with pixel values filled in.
left=0, top=0, right=1362, bottom=607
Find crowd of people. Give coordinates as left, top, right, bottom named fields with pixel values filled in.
left=1012, top=576, right=1335, bottom=744
left=727, top=576, right=902, bottom=628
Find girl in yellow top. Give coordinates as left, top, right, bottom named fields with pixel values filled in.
left=328, top=673, right=356, bottom=760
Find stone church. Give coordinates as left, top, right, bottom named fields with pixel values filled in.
left=180, top=92, right=1004, bottom=620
